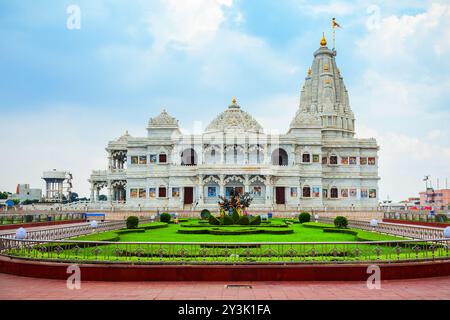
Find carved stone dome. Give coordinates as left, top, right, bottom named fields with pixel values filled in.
left=148, top=109, right=179, bottom=128
left=206, top=99, right=263, bottom=133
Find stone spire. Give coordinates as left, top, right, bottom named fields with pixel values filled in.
left=290, top=33, right=355, bottom=138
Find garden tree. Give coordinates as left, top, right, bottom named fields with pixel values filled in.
left=98, top=195, right=107, bottom=201
left=0, top=192, right=11, bottom=199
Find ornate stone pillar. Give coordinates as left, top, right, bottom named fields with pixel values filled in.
left=90, top=183, right=95, bottom=203
left=197, top=174, right=204, bottom=206
left=95, top=188, right=100, bottom=203
left=219, top=174, right=225, bottom=197
left=244, top=175, right=250, bottom=193
left=265, top=175, right=273, bottom=207
left=220, top=145, right=225, bottom=164
left=107, top=181, right=113, bottom=203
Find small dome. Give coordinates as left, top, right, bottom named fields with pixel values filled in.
left=148, top=109, right=179, bottom=128
left=206, top=99, right=263, bottom=133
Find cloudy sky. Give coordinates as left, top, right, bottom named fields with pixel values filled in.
left=1, top=0, right=449, bottom=201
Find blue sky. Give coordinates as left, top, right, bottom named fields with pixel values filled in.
left=1, top=0, right=449, bottom=201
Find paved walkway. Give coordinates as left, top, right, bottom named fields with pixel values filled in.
left=0, top=273, right=449, bottom=300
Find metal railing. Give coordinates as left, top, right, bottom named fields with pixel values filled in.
left=0, top=237, right=448, bottom=265
left=318, top=217, right=445, bottom=240
left=0, top=221, right=126, bottom=241
left=384, top=212, right=449, bottom=222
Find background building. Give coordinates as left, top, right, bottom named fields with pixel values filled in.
left=419, top=188, right=450, bottom=209
left=10, top=184, right=42, bottom=202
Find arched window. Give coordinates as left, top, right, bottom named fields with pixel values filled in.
left=302, top=153, right=311, bottom=163
left=271, top=148, right=288, bottom=166
left=181, top=148, right=198, bottom=166
left=302, top=186, right=311, bottom=198
left=330, top=187, right=338, bottom=199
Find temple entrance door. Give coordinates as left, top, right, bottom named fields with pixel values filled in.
left=275, top=187, right=285, bottom=204
left=184, top=187, right=194, bottom=205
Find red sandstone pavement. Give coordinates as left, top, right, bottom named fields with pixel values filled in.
left=0, top=273, right=449, bottom=300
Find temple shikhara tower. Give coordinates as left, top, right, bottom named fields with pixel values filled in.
left=89, top=34, right=379, bottom=211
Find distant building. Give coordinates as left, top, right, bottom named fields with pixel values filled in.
left=10, top=184, right=42, bottom=202
left=419, top=189, right=450, bottom=209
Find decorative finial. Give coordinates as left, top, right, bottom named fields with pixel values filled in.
left=320, top=32, right=327, bottom=46
left=307, top=68, right=312, bottom=76
left=232, top=97, right=237, bottom=105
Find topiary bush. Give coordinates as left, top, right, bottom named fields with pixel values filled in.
left=237, top=215, right=250, bottom=225
left=298, top=212, right=311, bottom=224
left=208, top=215, right=221, bottom=225
left=334, top=216, right=348, bottom=228
left=200, top=209, right=211, bottom=220
left=231, top=209, right=240, bottom=224
left=159, top=212, right=171, bottom=223
left=221, top=215, right=234, bottom=225
left=126, top=216, right=139, bottom=229
left=249, top=215, right=262, bottom=225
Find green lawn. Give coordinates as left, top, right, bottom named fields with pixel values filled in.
left=72, top=219, right=404, bottom=243
left=6, top=219, right=447, bottom=264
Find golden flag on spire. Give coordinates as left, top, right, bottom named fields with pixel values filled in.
left=332, top=17, right=342, bottom=29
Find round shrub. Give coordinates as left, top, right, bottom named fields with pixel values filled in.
left=237, top=215, right=250, bottom=225
left=334, top=216, right=348, bottom=228
left=249, top=215, right=262, bottom=225
left=159, top=213, right=171, bottom=223
left=200, top=209, right=211, bottom=220
left=208, top=215, right=221, bottom=225
left=126, top=216, right=139, bottom=229
left=231, top=209, right=240, bottom=224
left=221, top=215, right=234, bottom=225
left=298, top=212, right=311, bottom=224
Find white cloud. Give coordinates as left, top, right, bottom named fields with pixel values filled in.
left=352, top=4, right=450, bottom=201
left=293, top=0, right=356, bottom=16
left=358, top=3, right=450, bottom=60
left=357, top=126, right=450, bottom=201
left=146, top=0, right=233, bottom=52
left=0, top=106, right=143, bottom=198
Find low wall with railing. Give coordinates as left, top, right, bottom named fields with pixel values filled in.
left=318, top=217, right=446, bottom=240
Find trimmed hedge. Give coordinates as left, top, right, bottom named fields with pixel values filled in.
left=301, top=222, right=335, bottom=229
left=159, top=213, right=171, bottom=223
left=208, top=216, right=221, bottom=225
left=126, top=216, right=139, bottom=229
left=334, top=216, right=348, bottom=228
left=221, top=215, right=234, bottom=225
left=323, top=228, right=358, bottom=236
left=115, top=229, right=146, bottom=235
left=237, top=216, right=250, bottom=225
left=139, top=223, right=168, bottom=230
left=298, top=212, right=311, bottom=224
left=179, top=223, right=288, bottom=228
left=249, top=215, right=262, bottom=225
left=177, top=227, right=294, bottom=235
left=231, top=209, right=240, bottom=224
left=200, top=209, right=211, bottom=220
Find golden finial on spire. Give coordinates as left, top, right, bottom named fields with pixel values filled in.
left=232, top=97, right=237, bottom=105
left=320, top=32, right=327, bottom=46
left=307, top=68, right=312, bottom=76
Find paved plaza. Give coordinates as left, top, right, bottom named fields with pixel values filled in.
left=0, top=273, right=449, bottom=300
